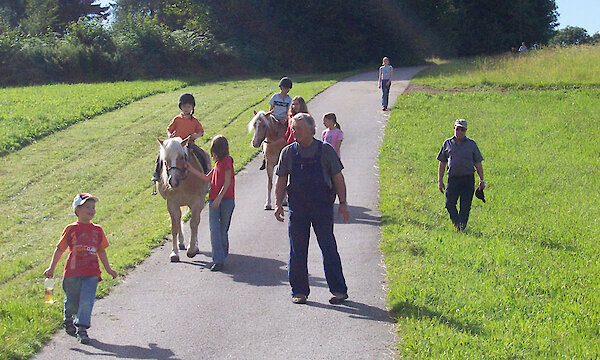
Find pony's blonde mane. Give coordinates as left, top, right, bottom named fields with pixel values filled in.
left=248, top=110, right=272, bottom=133
left=159, top=137, right=188, bottom=184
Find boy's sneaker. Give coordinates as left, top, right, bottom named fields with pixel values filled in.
left=64, top=319, right=76, bottom=336
left=329, top=293, right=348, bottom=305
left=77, top=328, right=91, bottom=344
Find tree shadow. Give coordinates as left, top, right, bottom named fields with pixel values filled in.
left=307, top=300, right=394, bottom=323
left=71, top=340, right=181, bottom=359
left=391, top=300, right=484, bottom=336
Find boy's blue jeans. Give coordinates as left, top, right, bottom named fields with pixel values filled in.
left=209, top=198, right=235, bottom=265
left=288, top=206, right=347, bottom=297
left=62, top=276, right=98, bottom=329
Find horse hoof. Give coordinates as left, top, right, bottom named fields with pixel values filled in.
left=179, top=243, right=186, bottom=250
left=187, top=247, right=199, bottom=258
left=170, top=254, right=180, bottom=262
left=264, top=205, right=272, bottom=210
left=282, top=201, right=288, bottom=207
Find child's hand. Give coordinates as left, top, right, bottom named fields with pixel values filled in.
left=43, top=268, right=54, bottom=278
left=211, top=198, right=221, bottom=209
left=107, top=269, right=118, bottom=279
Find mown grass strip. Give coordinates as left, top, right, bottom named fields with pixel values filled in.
left=413, top=45, right=600, bottom=90
left=0, top=79, right=191, bottom=156
left=379, top=90, right=600, bottom=358
left=0, top=73, right=350, bottom=360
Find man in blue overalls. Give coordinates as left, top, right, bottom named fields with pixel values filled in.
left=274, top=113, right=350, bottom=305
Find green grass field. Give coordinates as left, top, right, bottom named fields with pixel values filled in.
left=0, top=79, right=192, bottom=156
left=380, top=46, right=600, bottom=358
left=0, top=73, right=351, bottom=360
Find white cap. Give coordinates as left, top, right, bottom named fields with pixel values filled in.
left=72, top=193, right=99, bottom=213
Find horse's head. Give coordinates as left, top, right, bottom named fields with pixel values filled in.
left=248, top=110, right=271, bottom=148
left=157, top=137, right=189, bottom=188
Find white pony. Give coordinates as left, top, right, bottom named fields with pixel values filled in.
left=248, top=110, right=287, bottom=210
left=155, top=137, right=211, bottom=262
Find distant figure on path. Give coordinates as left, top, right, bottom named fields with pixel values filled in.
left=437, top=119, right=485, bottom=231
left=321, top=112, right=343, bottom=158
left=518, top=42, right=528, bottom=53
left=378, top=56, right=393, bottom=111
left=43, top=193, right=118, bottom=344
left=274, top=113, right=349, bottom=305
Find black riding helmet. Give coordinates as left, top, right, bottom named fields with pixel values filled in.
left=278, top=77, right=292, bottom=89
left=178, top=93, right=195, bottom=113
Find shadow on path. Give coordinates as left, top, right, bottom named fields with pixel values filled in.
left=335, top=205, right=381, bottom=226
left=307, top=300, right=394, bottom=323
left=72, top=340, right=181, bottom=359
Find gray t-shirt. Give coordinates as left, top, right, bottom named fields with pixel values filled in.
left=380, top=65, right=393, bottom=80
left=276, top=139, right=343, bottom=188
left=269, top=93, right=292, bottom=121
left=437, top=136, right=483, bottom=177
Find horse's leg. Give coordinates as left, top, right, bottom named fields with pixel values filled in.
left=265, top=163, right=274, bottom=210
left=187, top=201, right=203, bottom=258
left=178, top=208, right=186, bottom=250
left=167, top=201, right=182, bottom=262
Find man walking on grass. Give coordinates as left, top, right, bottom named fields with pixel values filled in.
left=437, top=119, right=485, bottom=231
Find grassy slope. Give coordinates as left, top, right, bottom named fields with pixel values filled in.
left=0, top=73, right=349, bottom=360
left=0, top=79, right=190, bottom=155
left=380, top=46, right=600, bottom=358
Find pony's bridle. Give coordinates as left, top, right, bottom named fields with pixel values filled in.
left=166, top=153, right=188, bottom=180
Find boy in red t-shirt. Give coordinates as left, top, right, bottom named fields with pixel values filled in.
left=152, top=93, right=208, bottom=181
left=43, top=193, right=118, bottom=344
left=184, top=135, right=235, bottom=272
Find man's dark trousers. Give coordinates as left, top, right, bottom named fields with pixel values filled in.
left=445, top=174, right=475, bottom=227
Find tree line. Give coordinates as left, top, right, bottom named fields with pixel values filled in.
left=0, top=0, right=559, bottom=86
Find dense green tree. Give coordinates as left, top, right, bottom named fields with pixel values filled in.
left=551, top=26, right=590, bottom=45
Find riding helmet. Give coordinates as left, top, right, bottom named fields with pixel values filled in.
left=278, top=77, right=292, bottom=89
left=178, top=93, right=195, bottom=109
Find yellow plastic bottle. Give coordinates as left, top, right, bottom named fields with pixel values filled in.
left=44, top=278, right=54, bottom=304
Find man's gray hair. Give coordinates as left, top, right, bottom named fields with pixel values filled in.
left=291, top=112, right=315, bottom=135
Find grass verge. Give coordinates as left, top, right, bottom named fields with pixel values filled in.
left=380, top=88, right=600, bottom=357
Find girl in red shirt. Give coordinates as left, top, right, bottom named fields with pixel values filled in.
left=185, top=135, right=235, bottom=271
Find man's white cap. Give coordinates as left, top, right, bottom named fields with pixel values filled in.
left=72, top=193, right=99, bottom=213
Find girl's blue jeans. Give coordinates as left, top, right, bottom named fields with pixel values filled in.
left=209, top=198, right=235, bottom=264
left=62, top=276, right=98, bottom=329
left=381, top=79, right=391, bottom=108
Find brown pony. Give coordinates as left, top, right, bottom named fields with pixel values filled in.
left=155, top=137, right=211, bottom=262
left=248, top=110, right=287, bottom=210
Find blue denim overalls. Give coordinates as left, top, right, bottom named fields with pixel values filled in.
left=287, top=141, right=347, bottom=297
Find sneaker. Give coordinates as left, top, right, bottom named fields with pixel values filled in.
left=382, top=107, right=387, bottom=111
left=64, top=318, right=76, bottom=337
left=291, top=294, right=307, bottom=304
left=259, top=159, right=266, bottom=170
left=77, top=329, right=90, bottom=344
left=329, top=293, right=348, bottom=305
left=210, top=263, right=224, bottom=272
left=457, top=223, right=466, bottom=232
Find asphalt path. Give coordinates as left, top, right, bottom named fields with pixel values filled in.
left=35, top=67, right=426, bottom=360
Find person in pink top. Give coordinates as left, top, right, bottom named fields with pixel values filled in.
left=185, top=135, right=235, bottom=271
left=43, top=193, right=118, bottom=344
left=321, top=112, right=343, bottom=158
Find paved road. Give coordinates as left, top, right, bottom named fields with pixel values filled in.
left=35, top=67, right=425, bottom=360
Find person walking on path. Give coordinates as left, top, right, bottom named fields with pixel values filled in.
left=321, top=112, right=343, bottom=158
left=43, top=193, right=118, bottom=344
left=184, top=135, right=235, bottom=272
left=437, top=119, right=485, bottom=231
left=274, top=113, right=350, bottom=305
left=378, top=57, right=393, bottom=111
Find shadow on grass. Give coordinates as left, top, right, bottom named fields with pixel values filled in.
left=307, top=300, right=394, bottom=323
left=73, top=340, right=181, bottom=359
left=391, top=301, right=484, bottom=336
